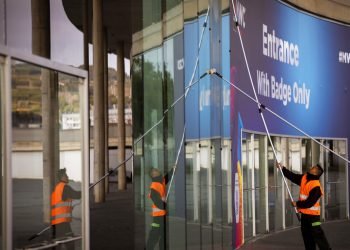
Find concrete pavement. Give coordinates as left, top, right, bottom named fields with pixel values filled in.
left=239, top=220, right=350, bottom=250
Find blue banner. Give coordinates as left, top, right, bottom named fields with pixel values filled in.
left=231, top=0, right=350, bottom=138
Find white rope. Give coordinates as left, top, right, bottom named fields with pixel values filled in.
left=231, top=0, right=299, bottom=218
left=165, top=125, right=186, bottom=201
left=90, top=6, right=211, bottom=190
left=214, top=73, right=350, bottom=165
left=165, top=6, right=210, bottom=201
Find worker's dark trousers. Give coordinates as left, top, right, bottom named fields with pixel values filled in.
left=52, top=222, right=75, bottom=250
left=146, top=216, right=165, bottom=250
left=300, top=214, right=331, bottom=250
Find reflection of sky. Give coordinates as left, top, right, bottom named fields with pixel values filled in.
left=6, top=0, right=31, bottom=52
left=5, top=0, right=129, bottom=73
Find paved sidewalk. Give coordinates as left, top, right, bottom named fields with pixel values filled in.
left=90, top=183, right=135, bottom=250
left=239, top=220, right=350, bottom=250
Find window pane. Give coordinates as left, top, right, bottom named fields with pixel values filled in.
left=323, top=140, right=347, bottom=220
left=186, top=142, right=200, bottom=250
left=200, top=140, right=213, bottom=249
left=221, top=139, right=232, bottom=247
left=143, top=48, right=165, bottom=250
left=242, top=132, right=253, bottom=239
left=268, top=136, right=283, bottom=232
left=285, top=138, right=301, bottom=227
left=254, top=135, right=267, bottom=235
left=12, top=61, right=83, bottom=249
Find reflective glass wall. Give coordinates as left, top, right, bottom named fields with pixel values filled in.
left=4, top=0, right=84, bottom=67
left=322, top=140, right=348, bottom=220
left=242, top=131, right=348, bottom=240
left=11, top=60, right=85, bottom=249
left=132, top=0, right=232, bottom=249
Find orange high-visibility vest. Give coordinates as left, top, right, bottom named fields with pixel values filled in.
left=149, top=180, right=166, bottom=217
left=51, top=182, right=73, bottom=225
left=298, top=174, right=323, bottom=216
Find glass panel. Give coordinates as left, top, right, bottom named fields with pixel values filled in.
left=212, top=139, right=222, bottom=249
left=143, top=48, right=165, bottom=250
left=200, top=140, right=213, bottom=249
left=254, top=134, right=267, bottom=235
left=285, top=138, right=301, bottom=227
left=12, top=60, right=83, bottom=249
left=0, top=58, right=3, bottom=249
left=57, top=71, right=84, bottom=249
left=323, top=140, right=347, bottom=220
left=6, top=1, right=32, bottom=53
left=131, top=53, right=145, bottom=249
left=164, top=34, right=186, bottom=250
left=221, top=139, right=232, bottom=249
left=241, top=132, right=253, bottom=240
left=50, top=0, right=84, bottom=67
left=186, top=142, right=200, bottom=250
left=132, top=55, right=144, bottom=210
left=268, top=136, right=283, bottom=232
left=143, top=0, right=162, bottom=28
left=164, top=0, right=183, bottom=38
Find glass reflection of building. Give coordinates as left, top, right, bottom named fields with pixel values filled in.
left=0, top=0, right=349, bottom=249
left=132, top=0, right=348, bottom=249
left=0, top=1, right=89, bottom=249
left=132, top=0, right=234, bottom=249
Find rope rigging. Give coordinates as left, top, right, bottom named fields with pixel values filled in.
left=91, top=6, right=211, bottom=191
left=230, top=0, right=300, bottom=220
left=90, top=1, right=350, bottom=218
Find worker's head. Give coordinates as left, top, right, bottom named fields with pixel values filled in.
left=58, top=168, right=69, bottom=183
left=149, top=168, right=161, bottom=178
left=308, top=164, right=324, bottom=177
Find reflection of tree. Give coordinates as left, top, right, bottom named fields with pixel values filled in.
left=11, top=63, right=82, bottom=128
left=133, top=54, right=175, bottom=142
left=132, top=56, right=143, bottom=138
left=143, top=59, right=163, bottom=132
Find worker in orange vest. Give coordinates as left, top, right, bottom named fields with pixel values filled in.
left=278, top=163, right=331, bottom=250
left=51, top=168, right=81, bottom=249
left=146, top=167, right=174, bottom=250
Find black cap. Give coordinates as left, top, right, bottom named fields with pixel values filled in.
left=316, top=163, right=324, bottom=176
left=57, top=168, right=67, bottom=180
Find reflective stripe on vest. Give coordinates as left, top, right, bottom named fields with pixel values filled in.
left=298, top=174, right=323, bottom=216
left=51, top=182, right=73, bottom=225
left=149, top=180, right=166, bottom=217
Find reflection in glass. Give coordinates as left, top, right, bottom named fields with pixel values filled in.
left=242, top=133, right=253, bottom=239
left=268, top=136, right=283, bottom=232
left=323, top=140, right=347, bottom=220
left=186, top=142, right=201, bottom=250
left=143, top=48, right=165, bottom=250
left=200, top=140, right=213, bottom=249
left=11, top=61, right=83, bottom=249
left=284, top=138, right=302, bottom=227
left=221, top=139, right=232, bottom=247
left=254, top=135, right=267, bottom=235
left=6, top=0, right=32, bottom=53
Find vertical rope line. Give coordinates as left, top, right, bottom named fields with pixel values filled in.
left=231, top=0, right=299, bottom=216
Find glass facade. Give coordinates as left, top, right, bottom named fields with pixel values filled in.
left=3, top=0, right=84, bottom=67
left=242, top=131, right=348, bottom=239
left=132, top=0, right=233, bottom=249
left=132, top=0, right=349, bottom=249
left=11, top=60, right=85, bottom=249
left=0, top=44, right=88, bottom=249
